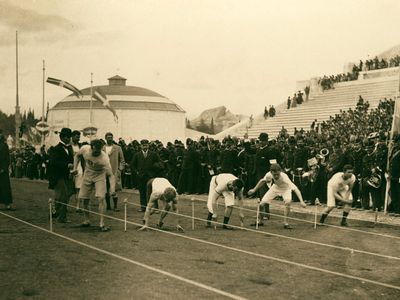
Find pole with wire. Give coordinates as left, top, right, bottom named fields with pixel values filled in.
left=124, top=198, right=128, bottom=232
left=48, top=198, right=53, bottom=232
left=191, top=197, right=195, bottom=230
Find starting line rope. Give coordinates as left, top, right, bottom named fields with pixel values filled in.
left=0, top=211, right=247, bottom=300
left=124, top=199, right=400, bottom=261
left=182, top=196, right=400, bottom=240
left=4, top=204, right=400, bottom=292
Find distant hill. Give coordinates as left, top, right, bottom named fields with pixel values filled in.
left=378, top=44, right=400, bottom=60
left=189, top=106, right=247, bottom=134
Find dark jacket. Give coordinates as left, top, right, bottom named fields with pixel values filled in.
left=130, top=151, right=162, bottom=178
left=48, top=143, right=74, bottom=189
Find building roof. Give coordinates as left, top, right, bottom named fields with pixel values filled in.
left=52, top=100, right=184, bottom=112
left=108, top=75, right=127, bottom=81
left=79, top=85, right=166, bottom=98
left=50, top=76, right=185, bottom=113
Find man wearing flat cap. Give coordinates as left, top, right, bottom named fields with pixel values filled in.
left=48, top=127, right=74, bottom=223
left=131, top=139, right=162, bottom=211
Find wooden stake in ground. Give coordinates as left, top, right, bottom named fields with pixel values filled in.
left=191, top=197, right=195, bottom=230
left=124, top=198, right=128, bottom=232
left=314, top=204, right=318, bottom=229
left=48, top=198, right=53, bottom=232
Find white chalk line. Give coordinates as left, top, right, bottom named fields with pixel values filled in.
left=124, top=200, right=400, bottom=261
left=43, top=201, right=400, bottom=291
left=0, top=211, right=246, bottom=300
left=183, top=196, right=400, bottom=240
left=58, top=205, right=400, bottom=291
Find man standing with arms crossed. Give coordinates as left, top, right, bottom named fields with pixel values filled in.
left=104, top=132, right=125, bottom=212
left=74, top=139, right=115, bottom=232
left=319, top=164, right=356, bottom=226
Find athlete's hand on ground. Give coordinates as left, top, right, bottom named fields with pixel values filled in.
left=248, top=189, right=255, bottom=196
left=138, top=225, right=147, bottom=231
left=176, top=225, right=184, bottom=232
left=300, top=202, right=307, bottom=208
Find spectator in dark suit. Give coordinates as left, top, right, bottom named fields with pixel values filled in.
left=0, top=130, right=14, bottom=210
left=177, top=139, right=198, bottom=194
left=48, top=128, right=74, bottom=223
left=131, top=139, right=162, bottom=211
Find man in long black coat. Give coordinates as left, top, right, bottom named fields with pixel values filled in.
left=252, top=133, right=272, bottom=219
left=48, top=128, right=74, bottom=222
left=131, top=139, right=162, bottom=211
left=0, top=130, right=14, bottom=210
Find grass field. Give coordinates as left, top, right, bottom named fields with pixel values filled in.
left=1, top=180, right=400, bottom=300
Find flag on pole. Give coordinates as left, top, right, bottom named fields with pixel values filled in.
left=93, top=89, right=118, bottom=121
left=46, top=77, right=82, bottom=98
left=384, top=98, right=400, bottom=213
left=392, top=98, right=400, bottom=137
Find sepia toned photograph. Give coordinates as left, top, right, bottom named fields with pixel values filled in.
left=0, top=0, right=400, bottom=299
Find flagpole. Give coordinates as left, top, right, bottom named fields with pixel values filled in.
left=15, top=31, right=21, bottom=149
left=90, top=73, right=93, bottom=141
left=41, top=59, right=46, bottom=146
left=90, top=73, right=93, bottom=125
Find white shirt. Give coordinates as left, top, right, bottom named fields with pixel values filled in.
left=77, top=145, right=112, bottom=181
left=328, top=172, right=356, bottom=192
left=264, top=171, right=297, bottom=191
left=152, top=178, right=175, bottom=197
left=105, top=145, right=113, bottom=155
left=214, top=173, right=237, bottom=194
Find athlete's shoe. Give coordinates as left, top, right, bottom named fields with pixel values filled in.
left=222, top=225, right=234, bottom=230
left=283, top=224, right=293, bottom=229
left=99, top=226, right=111, bottom=232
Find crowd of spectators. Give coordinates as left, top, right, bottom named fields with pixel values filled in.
left=6, top=97, right=400, bottom=215
left=318, top=69, right=359, bottom=91
left=9, top=145, right=48, bottom=180
left=364, top=55, right=400, bottom=71
left=318, top=55, right=400, bottom=91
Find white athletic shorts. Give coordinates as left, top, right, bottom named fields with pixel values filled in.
left=327, top=186, right=352, bottom=207
left=78, top=176, right=107, bottom=199
left=260, top=185, right=292, bottom=204
left=207, top=179, right=235, bottom=214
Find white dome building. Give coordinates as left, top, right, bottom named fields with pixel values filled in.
left=47, top=75, right=186, bottom=144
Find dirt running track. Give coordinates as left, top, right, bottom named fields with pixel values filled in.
left=1, top=180, right=400, bottom=300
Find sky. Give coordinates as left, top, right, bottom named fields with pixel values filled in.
left=1, top=0, right=400, bottom=119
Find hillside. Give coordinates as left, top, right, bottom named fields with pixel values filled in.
left=378, top=44, right=400, bottom=60
left=189, top=106, right=247, bottom=134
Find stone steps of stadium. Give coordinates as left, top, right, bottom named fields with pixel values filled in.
left=236, top=78, right=399, bottom=139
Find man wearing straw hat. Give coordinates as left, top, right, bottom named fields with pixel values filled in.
left=319, top=164, right=356, bottom=226
left=138, top=177, right=184, bottom=231
left=248, top=163, right=307, bottom=229
left=206, top=173, right=244, bottom=230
